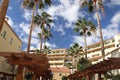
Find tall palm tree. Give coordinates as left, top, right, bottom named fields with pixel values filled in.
left=0, top=0, right=9, bottom=32
left=22, top=0, right=52, bottom=53
left=81, top=0, right=105, bottom=59
left=43, top=28, right=52, bottom=49
left=33, top=12, right=53, bottom=51
left=37, top=29, right=52, bottom=52
left=68, top=43, right=83, bottom=69
left=74, top=18, right=96, bottom=60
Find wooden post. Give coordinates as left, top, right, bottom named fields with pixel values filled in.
left=32, top=73, right=36, bottom=80
left=16, top=66, right=24, bottom=80
left=98, top=73, right=102, bottom=80
left=86, top=75, right=90, bottom=80
left=0, top=0, right=9, bottom=32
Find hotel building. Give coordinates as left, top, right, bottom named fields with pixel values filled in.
left=47, top=48, right=71, bottom=80
left=87, top=33, right=120, bottom=63
left=47, top=33, right=120, bottom=80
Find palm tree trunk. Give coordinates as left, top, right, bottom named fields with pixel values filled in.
left=84, top=32, right=87, bottom=60
left=44, top=37, right=46, bottom=49
left=0, top=0, right=9, bottom=32
left=72, top=56, right=75, bottom=73
left=40, top=31, right=43, bottom=53
left=94, top=3, right=105, bottom=59
left=27, top=3, right=36, bottom=53
left=40, top=24, right=44, bottom=52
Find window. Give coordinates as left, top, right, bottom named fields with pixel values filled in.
left=3, top=31, right=6, bottom=39
left=18, top=46, right=21, bottom=51
left=9, top=38, right=13, bottom=45
left=59, top=73, right=62, bottom=76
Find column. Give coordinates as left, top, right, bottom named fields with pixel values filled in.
left=0, top=0, right=9, bottom=32
left=98, top=73, right=102, bottom=80
left=16, top=66, right=24, bottom=80
left=32, top=73, right=37, bottom=80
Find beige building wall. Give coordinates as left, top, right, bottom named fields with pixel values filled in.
left=47, top=49, right=71, bottom=80
left=0, top=21, right=22, bottom=74
left=48, top=48, right=68, bottom=67
left=87, top=33, right=120, bottom=64
left=0, top=21, right=22, bottom=52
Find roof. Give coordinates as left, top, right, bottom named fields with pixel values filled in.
left=49, top=67, right=70, bottom=73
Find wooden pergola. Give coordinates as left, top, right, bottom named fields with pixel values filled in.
left=68, top=58, right=120, bottom=80
left=0, top=52, right=52, bottom=80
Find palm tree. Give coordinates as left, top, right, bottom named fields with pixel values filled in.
left=80, top=0, right=105, bottom=59
left=37, top=29, right=52, bottom=53
left=44, top=45, right=51, bottom=54
left=0, top=0, right=9, bottom=32
left=68, top=43, right=83, bottom=70
left=43, top=28, right=52, bottom=49
left=22, top=0, right=52, bottom=53
left=33, top=12, right=53, bottom=51
left=74, top=18, right=96, bottom=60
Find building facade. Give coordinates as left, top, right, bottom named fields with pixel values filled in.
left=47, top=34, right=120, bottom=79
left=86, top=33, right=120, bottom=63
left=47, top=48, right=68, bottom=68
left=47, top=48, right=71, bottom=80
left=0, top=20, right=22, bottom=78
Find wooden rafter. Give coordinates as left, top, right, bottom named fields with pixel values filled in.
left=68, top=58, right=120, bottom=79
left=0, top=52, right=51, bottom=76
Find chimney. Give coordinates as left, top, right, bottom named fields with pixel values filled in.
left=0, top=0, right=9, bottom=32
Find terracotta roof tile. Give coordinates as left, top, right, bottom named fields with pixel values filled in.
left=49, top=67, right=70, bottom=73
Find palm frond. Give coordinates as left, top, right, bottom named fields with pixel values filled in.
left=88, top=0, right=94, bottom=13
left=38, top=33, right=42, bottom=39
left=81, top=0, right=88, bottom=8
left=98, top=1, right=104, bottom=14
left=33, top=14, right=41, bottom=26
left=39, top=0, right=44, bottom=9
left=87, top=31, right=91, bottom=36
left=45, top=0, right=52, bottom=6
left=74, top=27, right=80, bottom=33
left=47, top=19, right=53, bottom=23
left=22, top=0, right=34, bottom=9
left=22, top=0, right=30, bottom=8
left=79, top=32, right=84, bottom=36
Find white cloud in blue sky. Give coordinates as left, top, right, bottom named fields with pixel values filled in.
left=2, top=0, right=120, bottom=50
left=111, top=0, right=120, bottom=5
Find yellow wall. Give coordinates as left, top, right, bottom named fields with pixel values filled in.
left=0, top=21, right=22, bottom=52
left=0, top=21, right=22, bottom=74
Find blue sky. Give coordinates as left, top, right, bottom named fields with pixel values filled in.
left=1, top=0, right=120, bottom=51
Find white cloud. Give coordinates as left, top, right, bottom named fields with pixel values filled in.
left=45, top=42, right=57, bottom=49
left=8, top=6, right=12, bottom=10
left=111, top=11, right=120, bottom=24
left=46, top=0, right=82, bottom=23
left=93, top=12, right=102, bottom=20
left=72, top=11, right=120, bottom=46
left=31, top=37, right=39, bottom=45
left=36, top=42, right=57, bottom=49
left=53, top=25, right=65, bottom=35
left=19, top=22, right=30, bottom=35
left=19, top=22, right=39, bottom=38
left=72, top=34, right=99, bottom=47
left=102, top=11, right=120, bottom=39
left=22, top=10, right=32, bottom=21
left=111, top=0, right=120, bottom=5
left=6, top=16, right=14, bottom=27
